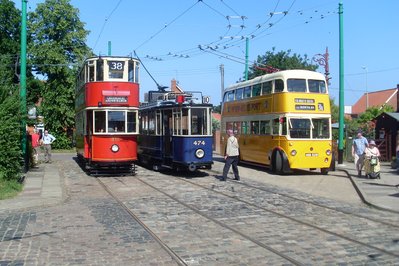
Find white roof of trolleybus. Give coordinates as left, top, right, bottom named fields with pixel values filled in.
left=224, top=69, right=326, bottom=92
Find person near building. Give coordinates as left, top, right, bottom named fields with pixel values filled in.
left=352, top=130, right=368, bottom=177
left=42, top=130, right=56, bottom=163
left=222, top=129, right=240, bottom=181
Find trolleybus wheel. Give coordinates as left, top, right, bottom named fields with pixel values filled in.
left=320, top=168, right=329, bottom=175
left=273, top=151, right=284, bottom=174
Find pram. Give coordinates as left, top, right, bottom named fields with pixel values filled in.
left=364, top=155, right=381, bottom=179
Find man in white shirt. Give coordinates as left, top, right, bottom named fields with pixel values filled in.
left=42, top=130, right=56, bottom=163
left=222, top=129, right=240, bottom=181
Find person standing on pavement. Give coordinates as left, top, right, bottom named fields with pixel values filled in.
left=222, top=129, right=240, bottom=181
left=352, top=130, right=368, bottom=177
left=31, top=129, right=41, bottom=166
left=42, top=130, right=56, bottom=163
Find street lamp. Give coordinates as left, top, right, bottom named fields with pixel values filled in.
left=362, top=66, right=368, bottom=109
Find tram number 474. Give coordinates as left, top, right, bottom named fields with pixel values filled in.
left=193, top=140, right=206, bottom=146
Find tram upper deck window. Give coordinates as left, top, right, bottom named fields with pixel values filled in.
left=96, top=59, right=104, bottom=81
left=108, top=61, right=124, bottom=79
left=308, top=79, right=326, bottom=93
left=287, top=79, right=306, bottom=92
left=274, top=79, right=284, bottom=93
left=128, top=61, right=134, bottom=82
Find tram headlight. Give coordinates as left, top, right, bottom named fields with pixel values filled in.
left=111, top=144, right=119, bottom=153
left=326, top=149, right=331, bottom=156
left=195, top=148, right=205, bottom=159
left=291, top=150, right=297, bottom=156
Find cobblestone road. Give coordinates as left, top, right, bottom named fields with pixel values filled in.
left=1, top=157, right=399, bottom=265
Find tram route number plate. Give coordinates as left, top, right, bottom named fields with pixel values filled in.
left=305, top=153, right=319, bottom=157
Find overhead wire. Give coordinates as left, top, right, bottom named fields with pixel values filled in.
left=133, top=1, right=201, bottom=51
left=93, top=0, right=123, bottom=51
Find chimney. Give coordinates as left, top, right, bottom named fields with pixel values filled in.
left=171, top=79, right=177, bottom=92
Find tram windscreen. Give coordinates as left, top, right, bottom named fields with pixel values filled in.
left=191, top=108, right=208, bottom=135
left=108, top=111, right=125, bottom=132
left=94, top=111, right=106, bottom=133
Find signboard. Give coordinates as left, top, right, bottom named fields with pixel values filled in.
left=104, top=96, right=128, bottom=103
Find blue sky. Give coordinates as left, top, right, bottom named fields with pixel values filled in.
left=17, top=0, right=399, bottom=107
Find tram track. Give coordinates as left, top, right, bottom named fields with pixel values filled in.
left=96, top=178, right=188, bottom=266
left=205, top=167, right=399, bottom=229
left=95, top=167, right=399, bottom=264
left=168, top=172, right=399, bottom=260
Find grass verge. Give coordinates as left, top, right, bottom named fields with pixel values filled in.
left=0, top=178, right=23, bottom=200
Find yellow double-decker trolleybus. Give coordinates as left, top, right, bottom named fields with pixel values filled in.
left=220, top=69, right=334, bottom=174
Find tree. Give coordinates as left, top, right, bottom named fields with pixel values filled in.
left=0, top=0, right=22, bottom=181
left=355, top=105, right=394, bottom=139
left=28, top=0, right=91, bottom=149
left=0, top=57, right=22, bottom=180
left=246, top=47, right=318, bottom=80
left=0, top=0, right=20, bottom=83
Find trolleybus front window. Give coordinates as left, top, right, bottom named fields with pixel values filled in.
left=289, top=118, right=311, bottom=139
left=312, top=118, right=330, bottom=138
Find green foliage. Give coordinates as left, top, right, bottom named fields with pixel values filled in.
left=247, top=47, right=318, bottom=80
left=212, top=117, right=220, bottom=133
left=347, top=105, right=394, bottom=139
left=213, top=104, right=221, bottom=114
left=0, top=85, right=22, bottom=180
left=28, top=0, right=91, bottom=149
left=0, top=1, right=23, bottom=182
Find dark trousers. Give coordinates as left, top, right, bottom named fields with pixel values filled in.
left=222, top=156, right=240, bottom=180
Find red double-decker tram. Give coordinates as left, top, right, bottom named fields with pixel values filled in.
left=75, top=56, right=140, bottom=175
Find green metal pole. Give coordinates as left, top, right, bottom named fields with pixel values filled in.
left=20, top=0, right=28, bottom=172
left=244, top=37, right=249, bottom=80
left=338, top=1, right=344, bottom=164
left=108, top=41, right=111, bottom=56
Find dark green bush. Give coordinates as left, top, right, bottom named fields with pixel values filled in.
left=0, top=86, right=22, bottom=180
